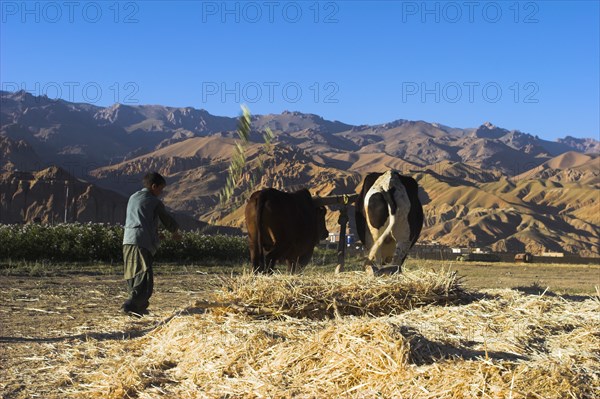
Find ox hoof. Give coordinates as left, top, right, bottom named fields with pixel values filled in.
left=377, top=265, right=401, bottom=275
left=365, top=265, right=401, bottom=277
left=365, top=265, right=377, bottom=276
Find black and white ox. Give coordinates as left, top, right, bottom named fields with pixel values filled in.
left=355, top=171, right=424, bottom=274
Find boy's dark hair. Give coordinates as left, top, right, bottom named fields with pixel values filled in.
left=143, top=172, right=166, bottom=189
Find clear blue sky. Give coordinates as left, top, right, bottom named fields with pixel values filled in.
left=1, top=1, right=598, bottom=140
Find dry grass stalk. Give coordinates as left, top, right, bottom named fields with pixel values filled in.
left=51, top=271, right=599, bottom=399
left=205, top=269, right=467, bottom=319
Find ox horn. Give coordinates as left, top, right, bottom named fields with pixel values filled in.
left=312, top=194, right=359, bottom=207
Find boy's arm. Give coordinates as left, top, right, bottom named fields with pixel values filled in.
left=156, top=201, right=180, bottom=233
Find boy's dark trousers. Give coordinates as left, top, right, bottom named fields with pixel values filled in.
left=123, top=267, right=154, bottom=313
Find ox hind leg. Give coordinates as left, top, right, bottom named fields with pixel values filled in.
left=286, top=256, right=302, bottom=274
left=249, top=245, right=264, bottom=274
left=286, top=259, right=296, bottom=274
left=249, top=246, right=271, bottom=274
left=288, top=252, right=313, bottom=274
left=264, top=248, right=284, bottom=274
left=250, top=249, right=271, bottom=274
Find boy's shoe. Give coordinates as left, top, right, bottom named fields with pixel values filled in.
left=121, top=304, right=149, bottom=317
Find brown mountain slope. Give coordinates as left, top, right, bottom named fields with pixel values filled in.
left=0, top=136, right=43, bottom=172
left=424, top=160, right=503, bottom=183
left=317, top=151, right=420, bottom=174
left=3, top=91, right=598, bottom=256
left=547, top=151, right=594, bottom=169
left=89, top=136, right=242, bottom=195
left=3, top=90, right=598, bottom=178
left=0, top=166, right=128, bottom=224
left=513, top=152, right=600, bottom=185
left=252, top=111, right=352, bottom=135
left=86, top=132, right=599, bottom=256
left=0, top=166, right=222, bottom=231
left=416, top=171, right=599, bottom=256
left=91, top=138, right=361, bottom=229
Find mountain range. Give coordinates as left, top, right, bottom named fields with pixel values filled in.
left=1, top=90, right=599, bottom=256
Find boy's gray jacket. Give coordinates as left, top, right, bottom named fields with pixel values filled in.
left=123, top=188, right=179, bottom=255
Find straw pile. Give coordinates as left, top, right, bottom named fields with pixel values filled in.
left=58, top=270, right=598, bottom=399
left=203, top=268, right=466, bottom=319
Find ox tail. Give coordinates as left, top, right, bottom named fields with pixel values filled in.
left=367, top=189, right=397, bottom=262
left=255, top=191, right=266, bottom=272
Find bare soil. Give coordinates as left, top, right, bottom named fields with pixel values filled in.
left=414, top=260, right=600, bottom=295
left=0, top=271, right=222, bottom=399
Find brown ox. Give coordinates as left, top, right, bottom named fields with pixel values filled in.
left=245, top=188, right=328, bottom=274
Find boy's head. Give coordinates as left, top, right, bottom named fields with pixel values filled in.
left=143, top=172, right=166, bottom=196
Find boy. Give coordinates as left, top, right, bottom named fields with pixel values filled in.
left=121, top=172, right=181, bottom=316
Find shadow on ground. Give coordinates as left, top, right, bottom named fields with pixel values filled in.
left=512, top=284, right=592, bottom=302
left=0, top=306, right=207, bottom=344
left=398, top=325, right=528, bottom=365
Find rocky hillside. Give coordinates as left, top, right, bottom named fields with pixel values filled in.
left=0, top=166, right=128, bottom=224
left=416, top=164, right=599, bottom=256
left=90, top=135, right=599, bottom=257
left=0, top=165, right=231, bottom=232
left=2, top=90, right=598, bottom=175
left=1, top=90, right=599, bottom=256
left=0, top=136, right=43, bottom=172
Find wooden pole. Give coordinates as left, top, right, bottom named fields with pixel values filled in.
left=335, top=206, right=349, bottom=274
left=64, top=182, right=69, bottom=223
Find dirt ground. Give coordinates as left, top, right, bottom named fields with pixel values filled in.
left=0, top=271, right=223, bottom=399
left=419, top=260, right=600, bottom=295
left=1, top=262, right=598, bottom=398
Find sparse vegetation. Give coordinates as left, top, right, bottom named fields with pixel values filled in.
left=218, top=105, right=274, bottom=208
